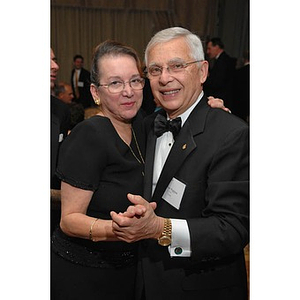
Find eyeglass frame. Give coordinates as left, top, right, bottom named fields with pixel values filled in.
left=145, top=60, right=202, bottom=77
left=98, top=77, right=145, bottom=94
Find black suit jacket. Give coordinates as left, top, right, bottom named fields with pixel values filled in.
left=51, top=95, right=70, bottom=189
left=204, top=52, right=236, bottom=108
left=232, top=64, right=250, bottom=122
left=137, top=96, right=249, bottom=300
left=71, top=67, right=93, bottom=108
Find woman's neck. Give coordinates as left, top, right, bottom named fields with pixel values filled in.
left=98, top=111, right=132, bottom=145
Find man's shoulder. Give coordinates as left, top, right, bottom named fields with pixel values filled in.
left=82, top=67, right=91, bottom=75
left=207, top=107, right=248, bottom=131
left=51, top=95, right=70, bottom=116
left=219, top=52, right=236, bottom=67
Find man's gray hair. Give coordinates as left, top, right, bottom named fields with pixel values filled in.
left=144, top=27, right=205, bottom=66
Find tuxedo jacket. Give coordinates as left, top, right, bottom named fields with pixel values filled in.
left=137, top=96, right=249, bottom=300
left=232, top=64, right=250, bottom=121
left=51, top=96, right=70, bottom=189
left=71, top=67, right=93, bottom=108
left=204, top=52, right=236, bottom=108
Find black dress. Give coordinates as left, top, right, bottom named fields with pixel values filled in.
left=51, top=113, right=145, bottom=300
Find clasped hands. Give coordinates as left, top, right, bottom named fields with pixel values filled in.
left=110, top=194, right=164, bottom=243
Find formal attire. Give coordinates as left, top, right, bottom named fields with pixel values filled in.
left=232, top=63, right=250, bottom=122
left=51, top=95, right=70, bottom=233
left=51, top=113, right=145, bottom=300
left=51, top=95, right=70, bottom=187
left=141, top=77, right=156, bottom=115
left=137, top=94, right=249, bottom=300
left=71, top=67, right=94, bottom=108
left=204, top=52, right=236, bottom=108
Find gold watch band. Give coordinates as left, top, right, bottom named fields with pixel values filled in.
left=158, top=218, right=172, bottom=246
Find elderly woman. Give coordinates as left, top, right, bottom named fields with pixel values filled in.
left=51, top=40, right=147, bottom=300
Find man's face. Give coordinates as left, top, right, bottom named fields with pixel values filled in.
left=51, top=49, right=59, bottom=89
left=206, top=41, right=219, bottom=59
left=58, top=85, right=74, bottom=104
left=147, top=37, right=208, bottom=119
left=74, top=58, right=83, bottom=69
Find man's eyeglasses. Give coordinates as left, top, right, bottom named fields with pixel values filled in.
left=146, top=60, right=201, bottom=77
left=99, top=78, right=145, bottom=94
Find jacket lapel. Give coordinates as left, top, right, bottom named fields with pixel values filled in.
left=143, top=130, right=156, bottom=201
left=151, top=97, right=210, bottom=203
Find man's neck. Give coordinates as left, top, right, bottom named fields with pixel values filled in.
left=215, top=50, right=224, bottom=59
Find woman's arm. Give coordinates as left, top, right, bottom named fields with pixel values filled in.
left=60, top=181, right=118, bottom=242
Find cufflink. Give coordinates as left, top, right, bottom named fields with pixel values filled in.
left=174, top=247, right=183, bottom=255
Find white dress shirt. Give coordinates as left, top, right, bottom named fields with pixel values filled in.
left=152, top=91, right=204, bottom=257
left=73, top=69, right=81, bottom=87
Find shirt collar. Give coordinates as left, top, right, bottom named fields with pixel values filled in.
left=215, top=50, right=224, bottom=60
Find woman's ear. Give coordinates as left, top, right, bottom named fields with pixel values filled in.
left=90, top=84, right=100, bottom=106
left=90, top=84, right=98, bottom=99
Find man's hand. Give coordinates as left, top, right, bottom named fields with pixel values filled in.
left=207, top=96, right=231, bottom=113
left=110, top=194, right=163, bottom=243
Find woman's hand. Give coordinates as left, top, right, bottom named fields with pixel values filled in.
left=207, top=96, right=231, bottom=113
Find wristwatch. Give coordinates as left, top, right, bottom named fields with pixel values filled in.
left=158, top=218, right=172, bottom=246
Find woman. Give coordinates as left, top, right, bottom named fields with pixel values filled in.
left=51, top=40, right=147, bottom=300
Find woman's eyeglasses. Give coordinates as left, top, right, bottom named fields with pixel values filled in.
left=99, top=78, right=145, bottom=94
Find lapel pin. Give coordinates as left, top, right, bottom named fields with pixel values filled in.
left=182, top=144, right=187, bottom=150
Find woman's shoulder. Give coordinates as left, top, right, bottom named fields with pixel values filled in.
left=73, top=115, right=113, bottom=134
left=63, top=115, right=115, bottom=149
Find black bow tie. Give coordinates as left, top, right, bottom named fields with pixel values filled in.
left=154, top=114, right=182, bottom=139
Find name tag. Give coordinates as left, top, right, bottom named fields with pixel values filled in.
left=58, top=133, right=64, bottom=143
left=78, top=81, right=84, bottom=87
left=162, top=178, right=186, bottom=210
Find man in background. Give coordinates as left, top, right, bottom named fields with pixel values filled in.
left=54, top=82, right=74, bottom=105
left=71, top=54, right=94, bottom=108
left=232, top=50, right=250, bottom=122
left=51, top=49, right=70, bottom=233
left=204, top=37, right=236, bottom=109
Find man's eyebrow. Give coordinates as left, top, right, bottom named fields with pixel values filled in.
left=168, top=57, right=185, bottom=63
left=148, top=58, right=185, bottom=66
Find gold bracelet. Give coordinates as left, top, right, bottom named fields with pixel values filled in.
left=89, top=218, right=99, bottom=241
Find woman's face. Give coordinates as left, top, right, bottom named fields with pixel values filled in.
left=91, top=55, right=143, bottom=124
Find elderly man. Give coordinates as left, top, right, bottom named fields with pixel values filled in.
left=55, top=82, right=74, bottom=105
left=111, top=27, right=249, bottom=300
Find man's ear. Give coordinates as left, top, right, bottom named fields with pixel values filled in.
left=199, top=60, right=209, bottom=84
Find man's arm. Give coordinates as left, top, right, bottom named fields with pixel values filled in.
left=112, top=125, right=249, bottom=260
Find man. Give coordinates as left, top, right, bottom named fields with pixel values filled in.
left=204, top=37, right=236, bottom=109
left=232, top=50, right=250, bottom=122
left=71, top=54, right=93, bottom=108
left=54, top=82, right=74, bottom=104
left=51, top=49, right=70, bottom=233
left=111, top=27, right=249, bottom=300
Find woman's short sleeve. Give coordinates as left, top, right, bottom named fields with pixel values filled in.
left=56, top=118, right=107, bottom=191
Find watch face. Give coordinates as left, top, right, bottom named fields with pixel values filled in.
left=158, top=236, right=171, bottom=246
